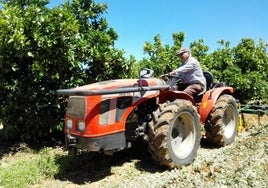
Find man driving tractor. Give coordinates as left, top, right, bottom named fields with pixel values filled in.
left=164, top=47, right=206, bottom=97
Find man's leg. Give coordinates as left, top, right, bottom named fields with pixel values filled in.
left=183, top=84, right=204, bottom=97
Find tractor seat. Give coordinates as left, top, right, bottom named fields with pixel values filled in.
left=203, top=71, right=226, bottom=89
left=194, top=71, right=214, bottom=102
left=203, top=71, right=214, bottom=90
left=194, top=71, right=226, bottom=102
left=196, top=71, right=213, bottom=96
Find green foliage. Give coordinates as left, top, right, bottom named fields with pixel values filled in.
left=0, top=0, right=135, bottom=141
left=189, top=39, right=210, bottom=66
left=233, top=39, right=268, bottom=101
left=0, top=0, right=83, bottom=141
left=205, top=38, right=268, bottom=102
left=140, top=32, right=185, bottom=76
left=0, top=147, right=60, bottom=188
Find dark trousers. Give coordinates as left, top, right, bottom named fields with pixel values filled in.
left=177, top=83, right=204, bottom=97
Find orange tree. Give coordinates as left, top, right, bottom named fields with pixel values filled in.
left=139, top=32, right=185, bottom=76
left=0, top=0, right=135, bottom=141
left=204, top=38, right=268, bottom=102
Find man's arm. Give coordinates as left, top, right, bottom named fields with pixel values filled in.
left=174, top=62, right=196, bottom=74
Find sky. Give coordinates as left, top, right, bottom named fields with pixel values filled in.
left=50, top=0, right=268, bottom=60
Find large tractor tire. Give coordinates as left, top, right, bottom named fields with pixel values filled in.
left=148, top=99, right=201, bottom=169
left=205, top=94, right=238, bottom=146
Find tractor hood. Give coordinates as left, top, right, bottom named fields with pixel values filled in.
left=57, top=78, right=168, bottom=96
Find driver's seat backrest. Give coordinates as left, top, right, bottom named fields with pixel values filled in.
left=203, top=71, right=214, bottom=90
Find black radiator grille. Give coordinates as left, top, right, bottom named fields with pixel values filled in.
left=66, top=97, right=86, bottom=118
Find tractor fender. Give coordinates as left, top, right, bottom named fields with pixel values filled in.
left=199, top=87, right=234, bottom=123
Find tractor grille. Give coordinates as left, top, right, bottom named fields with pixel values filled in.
left=66, top=97, right=86, bottom=118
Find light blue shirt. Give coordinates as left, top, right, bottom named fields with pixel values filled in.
left=174, top=57, right=206, bottom=88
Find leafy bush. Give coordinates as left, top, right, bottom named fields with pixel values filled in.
left=0, top=0, right=135, bottom=141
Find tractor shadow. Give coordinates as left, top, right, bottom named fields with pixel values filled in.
left=55, top=142, right=164, bottom=185
left=55, top=152, right=113, bottom=184
left=200, top=137, right=222, bottom=149
left=55, top=138, right=219, bottom=185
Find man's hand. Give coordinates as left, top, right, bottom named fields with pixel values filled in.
left=160, top=74, right=169, bottom=80
left=169, top=71, right=176, bottom=76
left=160, top=71, right=176, bottom=80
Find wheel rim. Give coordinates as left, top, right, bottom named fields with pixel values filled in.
left=223, top=104, right=237, bottom=139
left=170, top=112, right=196, bottom=159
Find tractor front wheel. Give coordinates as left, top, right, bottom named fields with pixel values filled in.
left=148, top=100, right=201, bottom=169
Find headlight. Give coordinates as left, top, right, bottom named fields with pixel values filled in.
left=66, top=119, right=73, bottom=130
left=77, top=121, right=85, bottom=132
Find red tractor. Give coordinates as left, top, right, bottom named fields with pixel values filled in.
left=57, top=69, right=238, bottom=169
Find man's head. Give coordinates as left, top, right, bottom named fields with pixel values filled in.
left=176, top=48, right=191, bottom=62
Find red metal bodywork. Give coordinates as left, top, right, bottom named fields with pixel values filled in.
left=198, top=87, right=234, bottom=123
left=64, top=78, right=167, bottom=138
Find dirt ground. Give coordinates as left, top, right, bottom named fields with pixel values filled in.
left=1, top=114, right=268, bottom=188
left=35, top=114, right=268, bottom=187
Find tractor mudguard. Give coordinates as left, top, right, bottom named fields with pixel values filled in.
left=199, top=87, right=234, bottom=123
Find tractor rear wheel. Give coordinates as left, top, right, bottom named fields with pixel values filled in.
left=205, top=94, right=238, bottom=146
left=148, top=99, right=201, bottom=169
